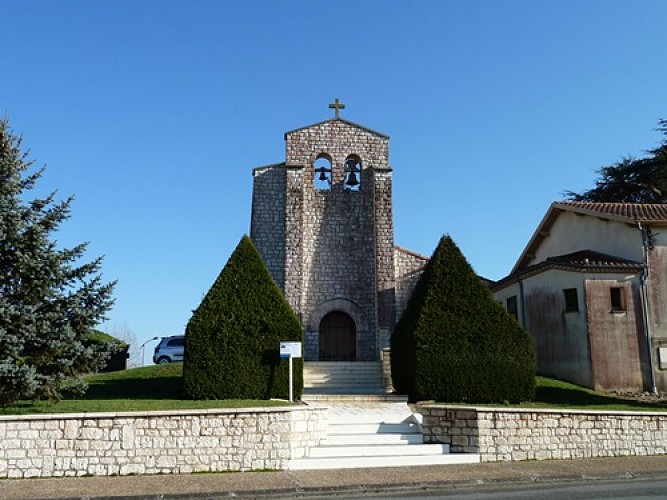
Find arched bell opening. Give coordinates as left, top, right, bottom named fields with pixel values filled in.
left=319, top=311, right=356, bottom=361
left=344, top=155, right=362, bottom=191
left=314, top=154, right=332, bottom=190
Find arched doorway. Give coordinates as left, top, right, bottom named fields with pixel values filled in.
left=319, top=311, right=356, bottom=361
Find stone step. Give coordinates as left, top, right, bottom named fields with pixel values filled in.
left=287, top=400, right=479, bottom=470
left=303, top=387, right=387, bottom=395
left=303, top=384, right=387, bottom=393
left=304, top=374, right=383, bottom=380
left=303, top=361, right=387, bottom=396
left=323, top=433, right=424, bottom=446
left=327, top=422, right=420, bottom=434
left=287, top=452, right=481, bottom=470
left=304, top=363, right=383, bottom=374
left=304, top=361, right=381, bottom=368
left=309, top=443, right=449, bottom=458
left=304, top=379, right=384, bottom=386
left=304, top=367, right=383, bottom=375
left=302, top=394, right=408, bottom=403
left=304, top=371, right=382, bottom=377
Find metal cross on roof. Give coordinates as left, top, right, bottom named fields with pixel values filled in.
left=329, top=98, right=345, bottom=119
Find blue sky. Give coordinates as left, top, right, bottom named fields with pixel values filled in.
left=3, top=1, right=667, bottom=362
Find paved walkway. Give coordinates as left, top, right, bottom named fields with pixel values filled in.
left=3, top=455, right=667, bottom=499
left=322, top=400, right=418, bottom=423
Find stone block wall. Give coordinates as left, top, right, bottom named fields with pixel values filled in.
left=0, top=406, right=326, bottom=479
left=375, top=168, right=396, bottom=350
left=250, top=165, right=287, bottom=290
left=284, top=119, right=392, bottom=361
left=394, top=246, right=429, bottom=321
left=420, top=405, right=667, bottom=462
left=250, top=118, right=413, bottom=361
left=284, top=164, right=305, bottom=316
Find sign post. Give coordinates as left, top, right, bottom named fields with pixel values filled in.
left=279, top=341, right=302, bottom=402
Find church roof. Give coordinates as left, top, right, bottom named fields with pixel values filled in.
left=493, top=249, right=644, bottom=291
left=512, top=201, right=667, bottom=273
left=284, top=118, right=389, bottom=139
left=394, top=245, right=429, bottom=261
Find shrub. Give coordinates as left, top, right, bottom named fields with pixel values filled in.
left=183, top=235, right=303, bottom=400
left=391, top=235, right=535, bottom=403
left=84, top=331, right=129, bottom=372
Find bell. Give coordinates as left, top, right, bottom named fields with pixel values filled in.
left=346, top=170, right=360, bottom=187
left=315, top=166, right=330, bottom=181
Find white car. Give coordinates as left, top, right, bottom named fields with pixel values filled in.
left=153, top=335, right=185, bottom=364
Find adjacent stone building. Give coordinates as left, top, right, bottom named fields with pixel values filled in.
left=250, top=102, right=426, bottom=363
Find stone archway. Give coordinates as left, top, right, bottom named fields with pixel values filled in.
left=319, top=311, right=356, bottom=361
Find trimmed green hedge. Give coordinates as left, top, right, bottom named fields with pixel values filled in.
left=84, top=331, right=129, bottom=373
left=183, top=235, right=303, bottom=400
left=391, top=235, right=536, bottom=403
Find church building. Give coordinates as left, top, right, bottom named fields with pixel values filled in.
left=250, top=100, right=427, bottom=371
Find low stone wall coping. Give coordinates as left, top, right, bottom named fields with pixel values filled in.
left=418, top=403, right=667, bottom=417
left=0, top=403, right=315, bottom=422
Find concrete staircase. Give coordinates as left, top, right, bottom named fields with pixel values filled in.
left=288, top=400, right=481, bottom=470
left=303, top=361, right=386, bottom=395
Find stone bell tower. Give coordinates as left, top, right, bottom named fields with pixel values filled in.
left=250, top=100, right=395, bottom=362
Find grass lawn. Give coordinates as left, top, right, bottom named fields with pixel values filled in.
left=3, top=367, right=667, bottom=415
left=429, top=377, right=667, bottom=412
left=0, top=363, right=292, bottom=415
left=511, top=376, right=667, bottom=412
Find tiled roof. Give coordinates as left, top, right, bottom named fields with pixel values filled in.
left=555, top=202, right=667, bottom=222
left=493, top=250, right=643, bottom=291
left=545, top=250, right=643, bottom=269
left=511, top=201, right=667, bottom=273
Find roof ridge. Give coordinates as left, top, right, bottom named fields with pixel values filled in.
left=284, top=118, right=389, bottom=139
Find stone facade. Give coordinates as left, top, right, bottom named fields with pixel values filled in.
left=251, top=117, right=397, bottom=362
left=0, top=406, right=326, bottom=478
left=394, top=246, right=429, bottom=320
left=250, top=114, right=431, bottom=364
left=420, top=404, right=667, bottom=462
left=250, top=165, right=288, bottom=289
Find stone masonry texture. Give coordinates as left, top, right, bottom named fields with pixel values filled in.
left=420, top=404, right=667, bottom=462
left=250, top=117, right=430, bottom=362
left=394, top=246, right=429, bottom=320
left=250, top=118, right=397, bottom=362
left=0, top=406, right=326, bottom=479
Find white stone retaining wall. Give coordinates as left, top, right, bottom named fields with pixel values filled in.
left=420, top=405, right=667, bottom=462
left=0, top=406, right=327, bottom=478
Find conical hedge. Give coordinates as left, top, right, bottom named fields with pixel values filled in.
left=183, top=235, right=303, bottom=400
left=391, top=235, right=535, bottom=403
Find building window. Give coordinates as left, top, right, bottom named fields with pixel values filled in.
left=610, top=286, right=626, bottom=312
left=314, top=155, right=332, bottom=190
left=506, top=296, right=518, bottom=320
left=563, top=288, right=579, bottom=312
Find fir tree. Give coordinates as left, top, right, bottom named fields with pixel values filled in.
left=183, top=235, right=303, bottom=400
left=0, top=119, right=116, bottom=406
left=391, top=235, right=535, bottom=403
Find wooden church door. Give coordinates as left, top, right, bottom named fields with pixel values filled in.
left=319, top=311, right=356, bottom=361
